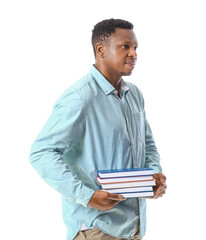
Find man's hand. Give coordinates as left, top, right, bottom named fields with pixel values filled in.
left=152, top=172, right=167, bottom=199
left=87, top=190, right=125, bottom=211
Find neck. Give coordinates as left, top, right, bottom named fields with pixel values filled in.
left=94, top=63, right=121, bottom=91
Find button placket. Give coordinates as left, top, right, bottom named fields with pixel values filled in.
left=121, top=93, right=137, bottom=167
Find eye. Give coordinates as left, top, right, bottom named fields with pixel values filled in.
left=122, top=44, right=130, bottom=49
left=134, top=46, right=137, bottom=51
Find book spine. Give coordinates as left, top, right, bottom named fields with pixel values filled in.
left=101, top=180, right=156, bottom=189
left=98, top=170, right=154, bottom=178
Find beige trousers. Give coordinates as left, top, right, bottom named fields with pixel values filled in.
left=74, top=226, right=140, bottom=240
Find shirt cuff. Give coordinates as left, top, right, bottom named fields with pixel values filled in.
left=152, top=167, right=162, bottom=174
left=75, top=185, right=95, bottom=207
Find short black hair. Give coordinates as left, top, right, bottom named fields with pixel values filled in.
left=92, top=18, right=134, bottom=55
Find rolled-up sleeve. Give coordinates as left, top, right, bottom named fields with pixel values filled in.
left=29, top=90, right=94, bottom=207
left=144, top=115, right=162, bottom=174
left=137, top=88, right=162, bottom=174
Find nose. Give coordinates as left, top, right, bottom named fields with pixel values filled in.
left=128, top=47, right=137, bottom=59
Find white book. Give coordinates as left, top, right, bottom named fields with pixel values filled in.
left=121, top=191, right=154, bottom=198
left=101, top=189, right=154, bottom=198
left=97, top=175, right=154, bottom=184
left=101, top=179, right=156, bottom=189
left=98, top=167, right=154, bottom=179
left=101, top=186, right=153, bottom=194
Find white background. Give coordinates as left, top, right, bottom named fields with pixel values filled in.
left=1, top=0, right=206, bottom=239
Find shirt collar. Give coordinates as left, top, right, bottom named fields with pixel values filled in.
left=90, top=65, right=129, bottom=95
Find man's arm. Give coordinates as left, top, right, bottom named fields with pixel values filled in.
left=29, top=91, right=94, bottom=207
left=144, top=116, right=167, bottom=198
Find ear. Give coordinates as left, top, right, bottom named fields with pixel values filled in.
left=95, top=42, right=105, bottom=58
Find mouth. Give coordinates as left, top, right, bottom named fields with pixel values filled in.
left=125, top=60, right=136, bottom=69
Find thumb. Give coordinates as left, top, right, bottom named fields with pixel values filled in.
left=161, top=178, right=166, bottom=184
left=107, top=193, right=125, bottom=201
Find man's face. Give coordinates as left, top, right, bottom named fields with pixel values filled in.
left=103, top=28, right=138, bottom=78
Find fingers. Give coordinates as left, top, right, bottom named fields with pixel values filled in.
left=152, top=172, right=167, bottom=199
left=153, top=173, right=166, bottom=182
left=154, top=187, right=164, bottom=198
left=101, top=193, right=125, bottom=211
left=87, top=191, right=126, bottom=211
left=107, top=193, right=125, bottom=201
left=158, top=190, right=166, bottom=198
left=153, top=182, right=167, bottom=199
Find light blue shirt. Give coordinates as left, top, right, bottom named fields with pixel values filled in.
left=30, top=65, right=162, bottom=240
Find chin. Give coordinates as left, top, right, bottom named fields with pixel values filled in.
left=121, top=71, right=132, bottom=76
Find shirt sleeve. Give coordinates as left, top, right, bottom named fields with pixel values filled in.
left=144, top=115, right=162, bottom=174
left=135, top=85, right=162, bottom=173
left=29, top=90, right=95, bottom=207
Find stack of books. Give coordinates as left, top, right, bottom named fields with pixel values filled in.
left=97, top=167, right=155, bottom=198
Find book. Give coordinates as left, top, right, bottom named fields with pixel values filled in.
left=118, top=191, right=154, bottom=198
left=100, top=189, right=154, bottom=198
left=97, top=175, right=154, bottom=184
left=100, top=179, right=156, bottom=189
left=98, top=167, right=154, bottom=178
left=99, top=186, right=153, bottom=194
left=97, top=167, right=155, bottom=198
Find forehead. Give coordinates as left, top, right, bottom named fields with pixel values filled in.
left=109, top=28, right=138, bottom=45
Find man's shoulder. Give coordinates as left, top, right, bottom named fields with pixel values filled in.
left=54, top=73, right=93, bottom=108
left=64, top=73, right=92, bottom=93
left=71, top=73, right=93, bottom=91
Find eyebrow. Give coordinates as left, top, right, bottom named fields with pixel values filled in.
left=123, top=41, right=138, bottom=47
